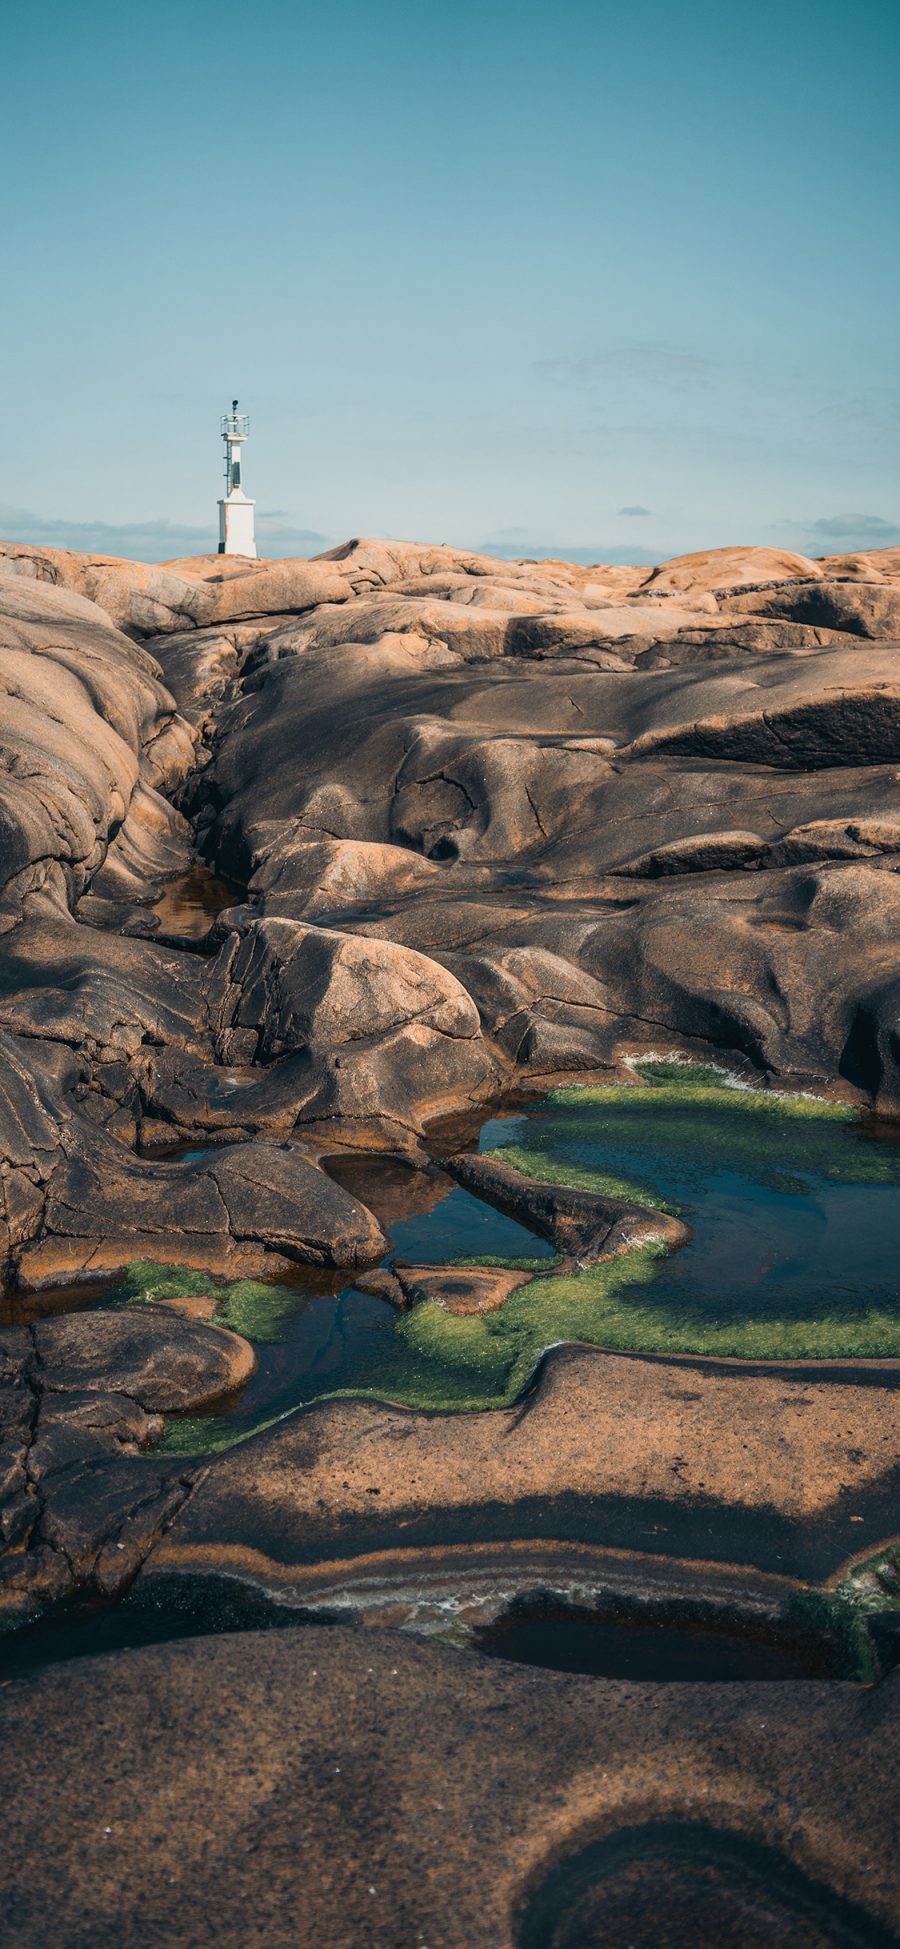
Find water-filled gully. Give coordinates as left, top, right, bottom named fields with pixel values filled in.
left=149, top=863, right=239, bottom=940
left=473, top=1600, right=833, bottom=1683
left=3, top=1062, right=900, bottom=1680
left=0, top=1576, right=854, bottom=1685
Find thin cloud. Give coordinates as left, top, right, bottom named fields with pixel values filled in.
left=475, top=538, right=661, bottom=566
left=0, top=503, right=330, bottom=564
left=808, top=513, right=900, bottom=543
left=619, top=504, right=653, bottom=517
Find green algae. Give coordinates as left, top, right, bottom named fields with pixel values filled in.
left=525, top=1063, right=891, bottom=1199
left=383, top=1239, right=670, bottom=1407
left=781, top=1591, right=877, bottom=1684
left=441, top=1253, right=561, bottom=1271
left=116, top=1261, right=299, bottom=1343
left=114, top=1262, right=214, bottom=1306
left=469, top=1061, right=900, bottom=1365
left=492, top=1146, right=678, bottom=1214
left=155, top=1401, right=301, bottom=1456
left=210, top=1282, right=302, bottom=1344
left=407, top=1268, right=900, bottom=1369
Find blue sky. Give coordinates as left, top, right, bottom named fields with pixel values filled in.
left=2, top=0, right=898, bottom=563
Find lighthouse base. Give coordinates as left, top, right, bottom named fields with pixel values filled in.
left=218, top=491, right=257, bottom=558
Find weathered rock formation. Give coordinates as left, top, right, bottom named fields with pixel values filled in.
left=152, top=1340, right=900, bottom=1591
left=443, top=1151, right=689, bottom=1260
left=3, top=532, right=900, bottom=1291
left=3, top=533, right=900, bottom=1942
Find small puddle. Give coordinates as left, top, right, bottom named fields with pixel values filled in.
left=0, top=1575, right=313, bottom=1682
left=474, top=1603, right=833, bottom=1683
left=146, top=1064, right=900, bottom=1446
left=0, top=1141, right=553, bottom=1426
left=141, top=1150, right=553, bottom=1446
left=4, top=1068, right=900, bottom=1680
left=150, top=864, right=239, bottom=940
left=325, top=1149, right=545, bottom=1261
left=505, top=1064, right=900, bottom=1359
left=0, top=1578, right=856, bottom=1686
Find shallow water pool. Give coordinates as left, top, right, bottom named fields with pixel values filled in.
left=8, top=1063, right=900, bottom=1446
left=132, top=1063, right=900, bottom=1448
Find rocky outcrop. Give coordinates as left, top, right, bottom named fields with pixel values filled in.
left=355, top=1159, right=687, bottom=1315
left=722, top=575, right=900, bottom=639
left=0, top=1025, right=386, bottom=1288
left=641, top=544, right=825, bottom=593
left=0, top=1304, right=256, bottom=1616
left=358, top=1261, right=533, bottom=1315
left=153, top=1340, right=900, bottom=1587
left=0, top=565, right=193, bottom=922
left=4, top=533, right=900, bottom=1913
left=203, top=917, right=499, bottom=1136
left=3, top=533, right=900, bottom=1277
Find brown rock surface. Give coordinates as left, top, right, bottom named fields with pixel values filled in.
left=2, top=547, right=900, bottom=1345
left=358, top=1261, right=534, bottom=1314
left=0, top=1626, right=896, bottom=1949
left=642, top=544, right=824, bottom=593
left=0, top=1304, right=261, bottom=1615
left=4, top=531, right=900, bottom=1259
left=0, top=1022, right=386, bottom=1285
left=31, top=1303, right=256, bottom=1409
left=153, top=1342, right=900, bottom=1588
left=444, top=1151, right=690, bottom=1259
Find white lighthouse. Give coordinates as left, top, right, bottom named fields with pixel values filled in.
left=217, top=400, right=257, bottom=557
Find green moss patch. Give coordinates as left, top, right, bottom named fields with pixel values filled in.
left=524, top=1063, right=890, bottom=1200
left=494, top=1145, right=678, bottom=1214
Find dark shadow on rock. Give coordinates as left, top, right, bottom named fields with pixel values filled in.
left=517, top=1821, right=900, bottom=1949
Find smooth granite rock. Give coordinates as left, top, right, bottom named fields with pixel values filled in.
left=0, top=1627, right=896, bottom=1948
left=2, top=537, right=900, bottom=1939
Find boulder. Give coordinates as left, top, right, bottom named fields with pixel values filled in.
left=32, top=1303, right=256, bottom=1411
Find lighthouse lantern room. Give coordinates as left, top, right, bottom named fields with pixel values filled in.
left=218, top=400, right=257, bottom=556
